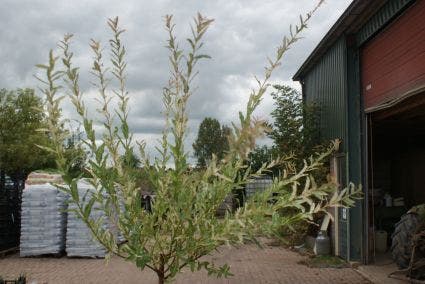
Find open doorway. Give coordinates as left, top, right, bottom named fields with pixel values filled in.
left=367, top=93, right=425, bottom=263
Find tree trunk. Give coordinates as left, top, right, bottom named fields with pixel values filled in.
left=157, top=258, right=166, bottom=284
left=157, top=271, right=165, bottom=284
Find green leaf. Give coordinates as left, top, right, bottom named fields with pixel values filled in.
left=83, top=197, right=96, bottom=219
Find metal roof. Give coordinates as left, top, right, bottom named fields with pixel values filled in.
left=293, top=0, right=386, bottom=81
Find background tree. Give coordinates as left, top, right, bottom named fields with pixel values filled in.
left=268, top=84, right=323, bottom=163
left=0, top=88, right=87, bottom=182
left=192, top=117, right=230, bottom=167
left=247, top=145, right=275, bottom=173
left=119, top=147, right=148, bottom=190
left=265, top=84, right=328, bottom=241
left=0, top=88, right=56, bottom=181
left=63, top=132, right=88, bottom=179
left=247, top=85, right=323, bottom=176
left=120, top=147, right=141, bottom=169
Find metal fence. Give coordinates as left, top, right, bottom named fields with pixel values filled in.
left=245, top=176, right=273, bottom=199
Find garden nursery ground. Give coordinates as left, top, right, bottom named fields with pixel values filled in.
left=0, top=240, right=372, bottom=284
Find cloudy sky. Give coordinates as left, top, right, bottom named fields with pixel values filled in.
left=1, top=0, right=352, bottom=163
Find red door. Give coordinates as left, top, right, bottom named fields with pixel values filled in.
left=361, top=1, right=425, bottom=111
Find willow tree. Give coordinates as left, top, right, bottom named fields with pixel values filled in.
left=37, top=1, right=361, bottom=283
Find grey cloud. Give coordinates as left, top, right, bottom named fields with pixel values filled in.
left=0, top=0, right=352, bottom=159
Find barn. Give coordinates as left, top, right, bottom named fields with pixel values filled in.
left=293, top=0, right=425, bottom=263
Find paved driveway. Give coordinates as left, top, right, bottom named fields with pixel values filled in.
left=0, top=243, right=370, bottom=284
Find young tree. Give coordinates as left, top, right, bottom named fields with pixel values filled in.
left=193, top=117, right=230, bottom=167
left=38, top=2, right=361, bottom=283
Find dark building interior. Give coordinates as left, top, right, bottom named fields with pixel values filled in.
left=368, top=93, right=425, bottom=260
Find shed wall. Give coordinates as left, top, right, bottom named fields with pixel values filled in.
left=304, top=38, right=348, bottom=150
left=346, top=43, right=364, bottom=261
left=303, top=38, right=350, bottom=260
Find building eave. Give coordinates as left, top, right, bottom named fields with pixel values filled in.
left=293, top=0, right=386, bottom=81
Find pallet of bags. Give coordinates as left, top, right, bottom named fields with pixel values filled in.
left=65, top=180, right=108, bottom=258
left=20, top=172, right=67, bottom=257
left=111, top=187, right=126, bottom=244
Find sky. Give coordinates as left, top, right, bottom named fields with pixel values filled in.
left=0, top=0, right=352, bottom=163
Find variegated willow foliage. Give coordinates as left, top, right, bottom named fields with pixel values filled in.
left=37, top=2, right=361, bottom=283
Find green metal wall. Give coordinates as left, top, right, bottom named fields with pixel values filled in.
left=357, top=0, right=415, bottom=45
left=304, top=38, right=348, bottom=151
left=303, top=38, right=352, bottom=260
left=346, top=43, right=363, bottom=261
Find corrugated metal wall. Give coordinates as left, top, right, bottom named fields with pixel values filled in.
left=346, top=44, right=364, bottom=261
left=357, top=0, right=415, bottom=46
left=304, top=38, right=348, bottom=150
left=303, top=38, right=350, bottom=260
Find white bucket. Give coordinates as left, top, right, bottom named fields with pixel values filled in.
left=375, top=230, right=388, bottom=253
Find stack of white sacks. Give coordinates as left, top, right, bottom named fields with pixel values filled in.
left=20, top=173, right=125, bottom=258
left=20, top=173, right=67, bottom=256
left=65, top=180, right=107, bottom=258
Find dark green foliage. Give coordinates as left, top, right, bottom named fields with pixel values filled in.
left=0, top=88, right=56, bottom=179
left=247, top=85, right=324, bottom=176
left=63, top=136, right=87, bottom=179
left=193, top=117, right=230, bottom=167
left=0, top=88, right=87, bottom=180
left=269, top=85, right=323, bottom=164
left=248, top=145, right=275, bottom=173
left=39, top=134, right=88, bottom=179
left=120, top=148, right=149, bottom=190
left=120, top=147, right=141, bottom=169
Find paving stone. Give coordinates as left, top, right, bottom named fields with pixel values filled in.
left=0, top=242, right=370, bottom=284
